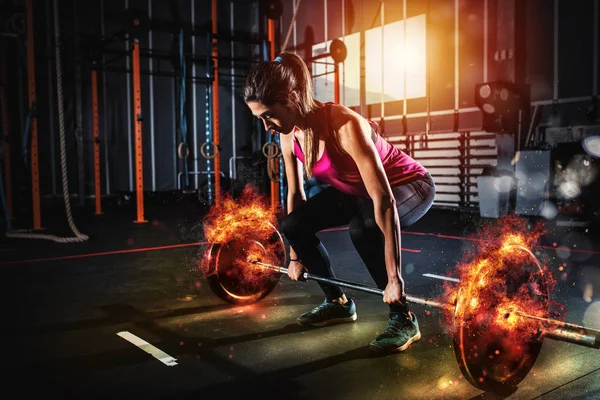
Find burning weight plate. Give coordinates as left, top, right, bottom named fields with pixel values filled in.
left=453, top=244, right=550, bottom=393
left=205, top=225, right=285, bottom=305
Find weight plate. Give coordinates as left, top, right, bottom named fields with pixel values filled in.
left=453, top=244, right=550, bottom=392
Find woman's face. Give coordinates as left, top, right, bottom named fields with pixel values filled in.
left=247, top=101, right=298, bottom=135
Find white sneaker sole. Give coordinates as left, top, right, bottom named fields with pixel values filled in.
left=297, top=313, right=357, bottom=327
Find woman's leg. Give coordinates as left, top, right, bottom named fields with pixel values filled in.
left=349, top=173, right=436, bottom=313
left=279, top=186, right=360, bottom=301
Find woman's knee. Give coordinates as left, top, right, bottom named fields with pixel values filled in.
left=279, top=212, right=307, bottom=242
left=349, top=216, right=381, bottom=244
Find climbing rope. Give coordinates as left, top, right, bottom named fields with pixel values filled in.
left=281, top=0, right=302, bottom=52
left=5, top=0, right=88, bottom=243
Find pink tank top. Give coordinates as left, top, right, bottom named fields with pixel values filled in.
left=293, top=103, right=428, bottom=197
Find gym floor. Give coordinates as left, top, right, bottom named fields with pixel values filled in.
left=2, top=196, right=600, bottom=400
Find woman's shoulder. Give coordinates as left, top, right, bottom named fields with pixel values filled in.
left=328, top=103, right=372, bottom=135
left=328, top=103, right=355, bottom=127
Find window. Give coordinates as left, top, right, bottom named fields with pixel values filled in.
left=312, top=14, right=427, bottom=108
left=366, top=14, right=427, bottom=104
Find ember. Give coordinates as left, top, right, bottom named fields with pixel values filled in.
left=439, top=215, right=562, bottom=335
left=199, top=185, right=285, bottom=303
left=440, top=215, right=566, bottom=389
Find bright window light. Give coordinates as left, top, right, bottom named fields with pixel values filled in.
left=311, top=14, right=426, bottom=108
left=366, top=14, right=427, bottom=104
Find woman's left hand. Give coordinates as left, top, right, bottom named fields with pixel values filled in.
left=383, top=280, right=404, bottom=304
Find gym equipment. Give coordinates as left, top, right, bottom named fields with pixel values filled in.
left=202, top=224, right=600, bottom=393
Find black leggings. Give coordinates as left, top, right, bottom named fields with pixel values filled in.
left=279, top=173, right=436, bottom=313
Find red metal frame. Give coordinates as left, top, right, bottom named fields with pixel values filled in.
left=132, top=41, right=146, bottom=223
left=26, top=0, right=41, bottom=229
left=91, top=68, right=102, bottom=215
left=267, top=19, right=280, bottom=213
left=334, top=63, right=340, bottom=104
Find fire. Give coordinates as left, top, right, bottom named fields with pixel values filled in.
left=202, top=185, right=278, bottom=245
left=439, top=216, right=570, bottom=387
left=199, top=185, right=283, bottom=295
left=440, top=215, right=564, bottom=343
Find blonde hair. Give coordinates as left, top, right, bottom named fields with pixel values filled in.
left=243, top=52, right=321, bottom=177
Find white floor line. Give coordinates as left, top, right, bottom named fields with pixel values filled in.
left=422, top=273, right=461, bottom=283
left=117, top=331, right=178, bottom=367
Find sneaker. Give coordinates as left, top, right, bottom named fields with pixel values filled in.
left=296, top=298, right=357, bottom=327
left=369, top=312, right=421, bottom=353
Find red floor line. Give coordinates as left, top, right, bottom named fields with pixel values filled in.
left=320, top=226, right=420, bottom=252
left=0, top=241, right=209, bottom=266
left=403, top=231, right=482, bottom=242
left=321, top=227, right=348, bottom=233
left=403, top=230, right=600, bottom=256
left=537, top=245, right=600, bottom=255
left=5, top=228, right=596, bottom=266
left=327, top=227, right=600, bottom=256
left=0, top=230, right=422, bottom=265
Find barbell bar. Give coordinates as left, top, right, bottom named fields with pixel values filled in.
left=253, top=261, right=451, bottom=310
left=252, top=260, right=600, bottom=350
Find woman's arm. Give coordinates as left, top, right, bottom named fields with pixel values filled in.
left=279, top=132, right=306, bottom=261
left=334, top=107, right=405, bottom=302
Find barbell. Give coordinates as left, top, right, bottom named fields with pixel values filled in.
left=201, top=224, right=600, bottom=393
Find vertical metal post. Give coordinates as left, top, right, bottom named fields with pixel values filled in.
left=230, top=1, right=237, bottom=184
left=483, top=0, right=488, bottom=82
left=323, top=0, right=329, bottom=101
left=381, top=0, right=385, bottom=119
left=92, top=67, right=102, bottom=215
left=454, top=0, right=459, bottom=113
left=426, top=0, right=431, bottom=136
left=100, top=0, right=111, bottom=195
left=334, top=63, right=340, bottom=103
left=173, top=65, right=178, bottom=190
left=459, top=132, right=466, bottom=208
left=25, top=0, right=41, bottom=230
left=1, top=40, right=12, bottom=220
left=148, top=0, right=156, bottom=191
left=553, top=0, right=559, bottom=102
left=73, top=0, right=85, bottom=207
left=125, top=0, right=133, bottom=192
left=403, top=0, right=407, bottom=115
left=267, top=17, right=279, bottom=213
left=192, top=0, right=199, bottom=188
left=594, top=0, right=599, bottom=96
left=45, top=0, right=57, bottom=196
left=132, top=40, right=146, bottom=223
left=359, top=28, right=365, bottom=116
left=341, top=0, right=345, bottom=103
left=211, top=0, right=221, bottom=206
left=205, top=41, right=213, bottom=204
left=293, top=0, right=297, bottom=50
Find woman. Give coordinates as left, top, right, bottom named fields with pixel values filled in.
left=243, top=52, right=435, bottom=353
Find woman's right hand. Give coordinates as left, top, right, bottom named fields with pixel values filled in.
left=288, top=260, right=307, bottom=281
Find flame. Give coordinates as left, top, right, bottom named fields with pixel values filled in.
left=202, top=185, right=278, bottom=245
left=440, top=215, right=564, bottom=343
left=198, top=185, right=283, bottom=295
